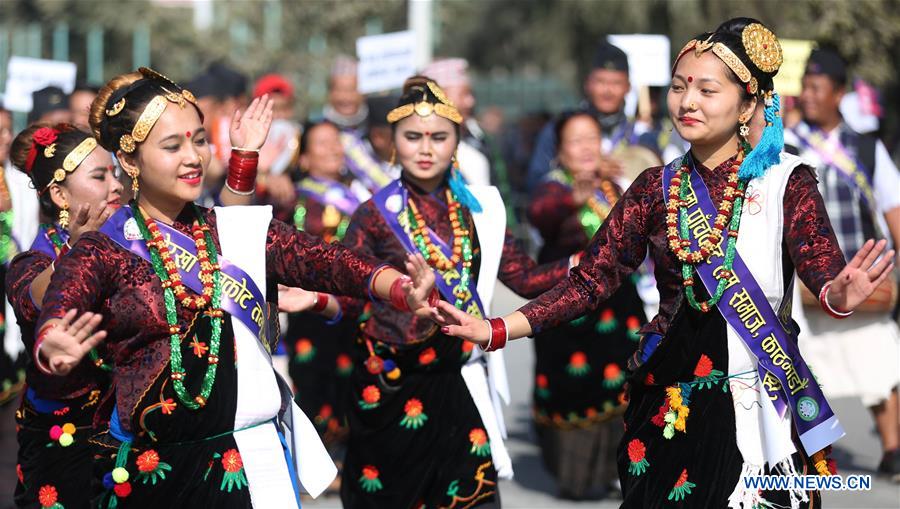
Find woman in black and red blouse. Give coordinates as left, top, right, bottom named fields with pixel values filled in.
left=6, top=123, right=122, bottom=509
left=527, top=111, right=647, bottom=500
left=440, top=18, right=895, bottom=508
left=31, top=68, right=436, bottom=508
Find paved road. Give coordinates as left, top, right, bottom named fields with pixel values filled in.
left=2, top=283, right=898, bottom=507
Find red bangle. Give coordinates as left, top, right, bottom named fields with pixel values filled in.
left=226, top=149, right=259, bottom=194
left=819, top=281, right=853, bottom=319
left=311, top=292, right=329, bottom=313
left=482, top=317, right=508, bottom=352
left=389, top=276, right=412, bottom=312
left=34, top=323, right=57, bottom=375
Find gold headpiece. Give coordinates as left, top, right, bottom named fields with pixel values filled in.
left=741, top=23, right=783, bottom=73
left=43, top=137, right=98, bottom=192
left=386, top=81, right=463, bottom=125
left=118, top=67, right=199, bottom=153
left=677, top=38, right=758, bottom=95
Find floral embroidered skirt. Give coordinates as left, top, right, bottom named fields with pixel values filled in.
left=618, top=304, right=822, bottom=508
left=341, top=333, right=499, bottom=508
left=286, top=311, right=356, bottom=445
left=532, top=283, right=646, bottom=499
left=15, top=387, right=101, bottom=508
left=91, top=323, right=257, bottom=508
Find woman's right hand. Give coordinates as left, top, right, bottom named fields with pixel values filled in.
left=67, top=201, right=114, bottom=245
left=38, top=309, right=107, bottom=376
left=436, top=301, right=490, bottom=346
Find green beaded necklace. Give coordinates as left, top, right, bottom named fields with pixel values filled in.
left=131, top=203, right=223, bottom=410
left=406, top=193, right=474, bottom=309
left=677, top=159, right=748, bottom=313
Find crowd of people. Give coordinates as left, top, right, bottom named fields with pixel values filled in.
left=0, top=14, right=897, bottom=509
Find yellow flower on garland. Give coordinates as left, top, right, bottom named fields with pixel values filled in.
left=662, top=384, right=692, bottom=439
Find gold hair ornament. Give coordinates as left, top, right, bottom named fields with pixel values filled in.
left=117, top=68, right=199, bottom=153
left=677, top=38, right=758, bottom=95
left=386, top=81, right=463, bottom=125
left=42, top=137, right=98, bottom=192
left=741, top=23, right=783, bottom=73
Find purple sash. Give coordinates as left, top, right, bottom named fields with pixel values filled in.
left=99, top=207, right=271, bottom=345
left=662, top=157, right=844, bottom=455
left=30, top=225, right=69, bottom=258
left=373, top=180, right=486, bottom=318
left=296, top=177, right=360, bottom=216
left=340, top=131, right=392, bottom=192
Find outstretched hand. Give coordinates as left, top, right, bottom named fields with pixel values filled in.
left=403, top=253, right=438, bottom=319
left=229, top=94, right=275, bottom=151
left=277, top=284, right=319, bottom=313
left=39, top=309, right=107, bottom=376
left=827, top=239, right=896, bottom=312
left=435, top=301, right=490, bottom=346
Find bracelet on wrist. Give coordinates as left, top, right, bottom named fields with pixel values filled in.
left=388, top=276, right=412, bottom=312
left=34, top=323, right=57, bottom=375
left=819, top=280, right=853, bottom=319
left=311, top=292, right=329, bottom=313
left=481, top=317, right=508, bottom=352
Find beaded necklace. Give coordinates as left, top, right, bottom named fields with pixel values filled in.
left=666, top=148, right=748, bottom=312
left=579, top=179, right=620, bottom=238
left=131, top=203, right=223, bottom=409
left=406, top=189, right=473, bottom=308
left=293, top=200, right=350, bottom=243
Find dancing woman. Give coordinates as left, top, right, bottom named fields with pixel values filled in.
left=32, top=67, right=436, bottom=508
left=440, top=18, right=895, bottom=508
left=7, top=123, right=122, bottom=508
left=338, top=76, right=574, bottom=508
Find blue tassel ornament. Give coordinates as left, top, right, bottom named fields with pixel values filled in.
left=448, top=160, right=482, bottom=213
left=738, top=92, right=784, bottom=181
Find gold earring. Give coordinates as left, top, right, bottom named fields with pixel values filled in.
left=739, top=123, right=750, bottom=137
left=126, top=168, right=140, bottom=195
left=389, top=147, right=396, bottom=166
left=58, top=202, right=70, bottom=229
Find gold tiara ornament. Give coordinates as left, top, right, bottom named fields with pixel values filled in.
left=43, top=137, right=98, bottom=192
left=118, top=70, right=199, bottom=153
left=386, top=81, right=463, bottom=125
left=677, top=38, right=758, bottom=95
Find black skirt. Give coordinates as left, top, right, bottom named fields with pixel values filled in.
left=341, top=333, right=499, bottom=508
left=618, top=302, right=822, bottom=508
left=15, top=388, right=100, bottom=508
left=532, top=281, right=646, bottom=499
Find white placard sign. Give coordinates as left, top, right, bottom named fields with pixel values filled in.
left=4, top=56, right=77, bottom=112
left=356, top=31, right=416, bottom=94
left=607, top=34, right=671, bottom=87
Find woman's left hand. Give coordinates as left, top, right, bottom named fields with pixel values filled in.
left=403, top=253, right=438, bottom=319
left=229, top=94, right=275, bottom=151
left=277, top=284, right=318, bottom=313
left=827, top=239, right=895, bottom=312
